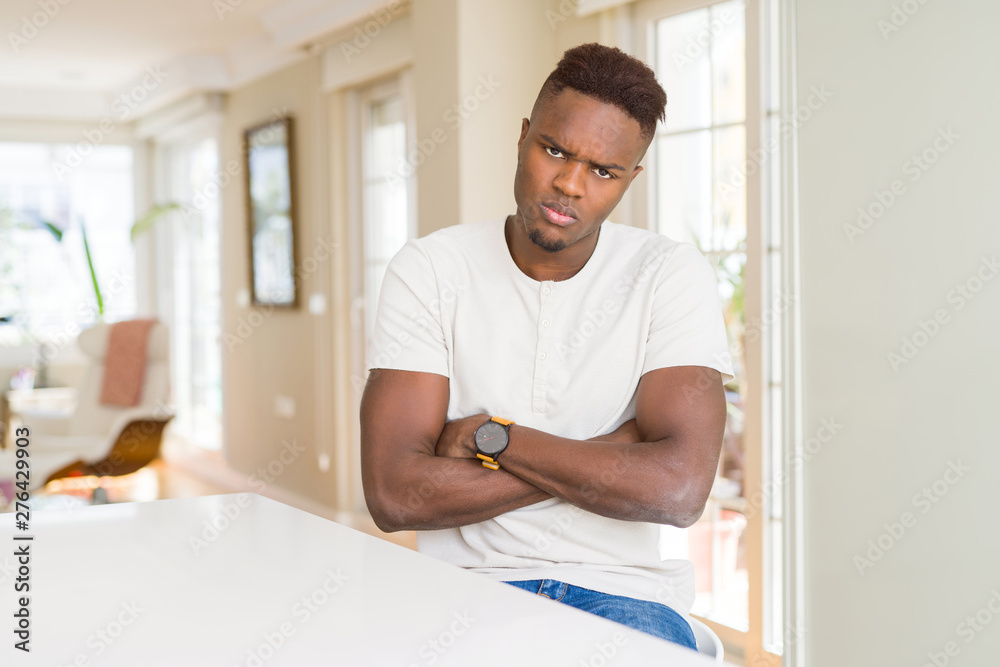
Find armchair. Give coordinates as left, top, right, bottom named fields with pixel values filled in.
left=0, top=321, right=173, bottom=492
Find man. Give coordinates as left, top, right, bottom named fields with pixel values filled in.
left=361, top=43, right=734, bottom=650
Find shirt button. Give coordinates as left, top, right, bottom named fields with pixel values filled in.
left=542, top=286, right=551, bottom=294
left=542, top=319, right=550, bottom=327
left=538, top=352, right=547, bottom=360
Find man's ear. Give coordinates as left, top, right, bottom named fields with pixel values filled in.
left=628, top=165, right=644, bottom=187
left=517, top=118, right=530, bottom=152
left=628, top=139, right=651, bottom=187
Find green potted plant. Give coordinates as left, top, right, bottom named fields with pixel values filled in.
left=41, top=203, right=181, bottom=321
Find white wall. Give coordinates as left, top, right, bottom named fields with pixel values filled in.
left=796, top=1, right=1000, bottom=664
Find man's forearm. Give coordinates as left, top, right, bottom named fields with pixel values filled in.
left=373, top=453, right=551, bottom=532
left=496, top=425, right=708, bottom=527
left=378, top=421, right=642, bottom=531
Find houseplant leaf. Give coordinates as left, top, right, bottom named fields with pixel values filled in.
left=42, top=220, right=64, bottom=242
left=80, top=222, right=104, bottom=318
left=131, top=202, right=181, bottom=242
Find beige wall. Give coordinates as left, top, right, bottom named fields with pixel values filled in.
left=411, top=0, right=461, bottom=235
left=454, top=0, right=555, bottom=225
left=211, top=0, right=630, bottom=516
left=795, top=0, right=1000, bottom=664
left=218, top=0, right=595, bottom=510
left=410, top=0, right=576, bottom=232
left=220, top=54, right=338, bottom=507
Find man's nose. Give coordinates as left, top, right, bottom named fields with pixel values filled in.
left=553, top=161, right=586, bottom=198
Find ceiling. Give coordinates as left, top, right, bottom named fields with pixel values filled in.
left=0, top=0, right=388, bottom=121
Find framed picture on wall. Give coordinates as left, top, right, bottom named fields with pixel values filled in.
left=243, top=115, right=298, bottom=307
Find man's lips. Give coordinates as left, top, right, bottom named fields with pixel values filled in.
left=539, top=203, right=577, bottom=226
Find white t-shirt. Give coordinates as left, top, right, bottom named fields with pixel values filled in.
left=368, top=217, right=734, bottom=615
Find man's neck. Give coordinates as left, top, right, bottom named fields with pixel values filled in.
left=504, top=214, right=600, bottom=283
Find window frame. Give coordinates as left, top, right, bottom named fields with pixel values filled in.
left=346, top=69, right=418, bottom=514
left=628, top=0, right=803, bottom=664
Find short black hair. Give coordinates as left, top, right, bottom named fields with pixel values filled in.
left=533, top=43, right=666, bottom=142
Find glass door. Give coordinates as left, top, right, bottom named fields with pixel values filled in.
left=157, top=138, right=223, bottom=451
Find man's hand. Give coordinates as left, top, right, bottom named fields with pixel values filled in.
left=435, top=413, right=490, bottom=459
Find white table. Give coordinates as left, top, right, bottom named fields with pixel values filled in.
left=0, top=494, right=726, bottom=666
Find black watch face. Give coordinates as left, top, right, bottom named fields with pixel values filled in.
left=476, top=421, right=508, bottom=456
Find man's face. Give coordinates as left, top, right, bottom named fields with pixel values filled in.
left=513, top=88, right=648, bottom=254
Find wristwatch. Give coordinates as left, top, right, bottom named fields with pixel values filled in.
left=475, top=416, right=515, bottom=470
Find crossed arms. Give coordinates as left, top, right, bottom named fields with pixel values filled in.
left=360, top=364, right=727, bottom=533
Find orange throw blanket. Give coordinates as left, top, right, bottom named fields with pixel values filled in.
left=99, top=319, right=157, bottom=407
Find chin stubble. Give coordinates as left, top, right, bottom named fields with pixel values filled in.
left=528, top=227, right=567, bottom=253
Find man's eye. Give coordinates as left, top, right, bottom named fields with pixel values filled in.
left=594, top=168, right=613, bottom=179
left=545, top=147, right=563, bottom=158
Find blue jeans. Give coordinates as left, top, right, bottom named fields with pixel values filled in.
left=503, top=579, right=697, bottom=650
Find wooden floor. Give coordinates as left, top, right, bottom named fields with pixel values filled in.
left=37, top=458, right=230, bottom=505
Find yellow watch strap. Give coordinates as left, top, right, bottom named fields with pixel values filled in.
left=477, top=453, right=500, bottom=470
left=491, top=416, right=514, bottom=426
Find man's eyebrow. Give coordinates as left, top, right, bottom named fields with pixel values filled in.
left=539, top=134, right=626, bottom=172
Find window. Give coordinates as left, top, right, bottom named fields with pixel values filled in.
left=361, top=87, right=414, bottom=351
left=632, top=0, right=792, bottom=662
left=154, top=138, right=223, bottom=450
left=0, top=142, right=135, bottom=345
left=651, top=0, right=751, bottom=628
